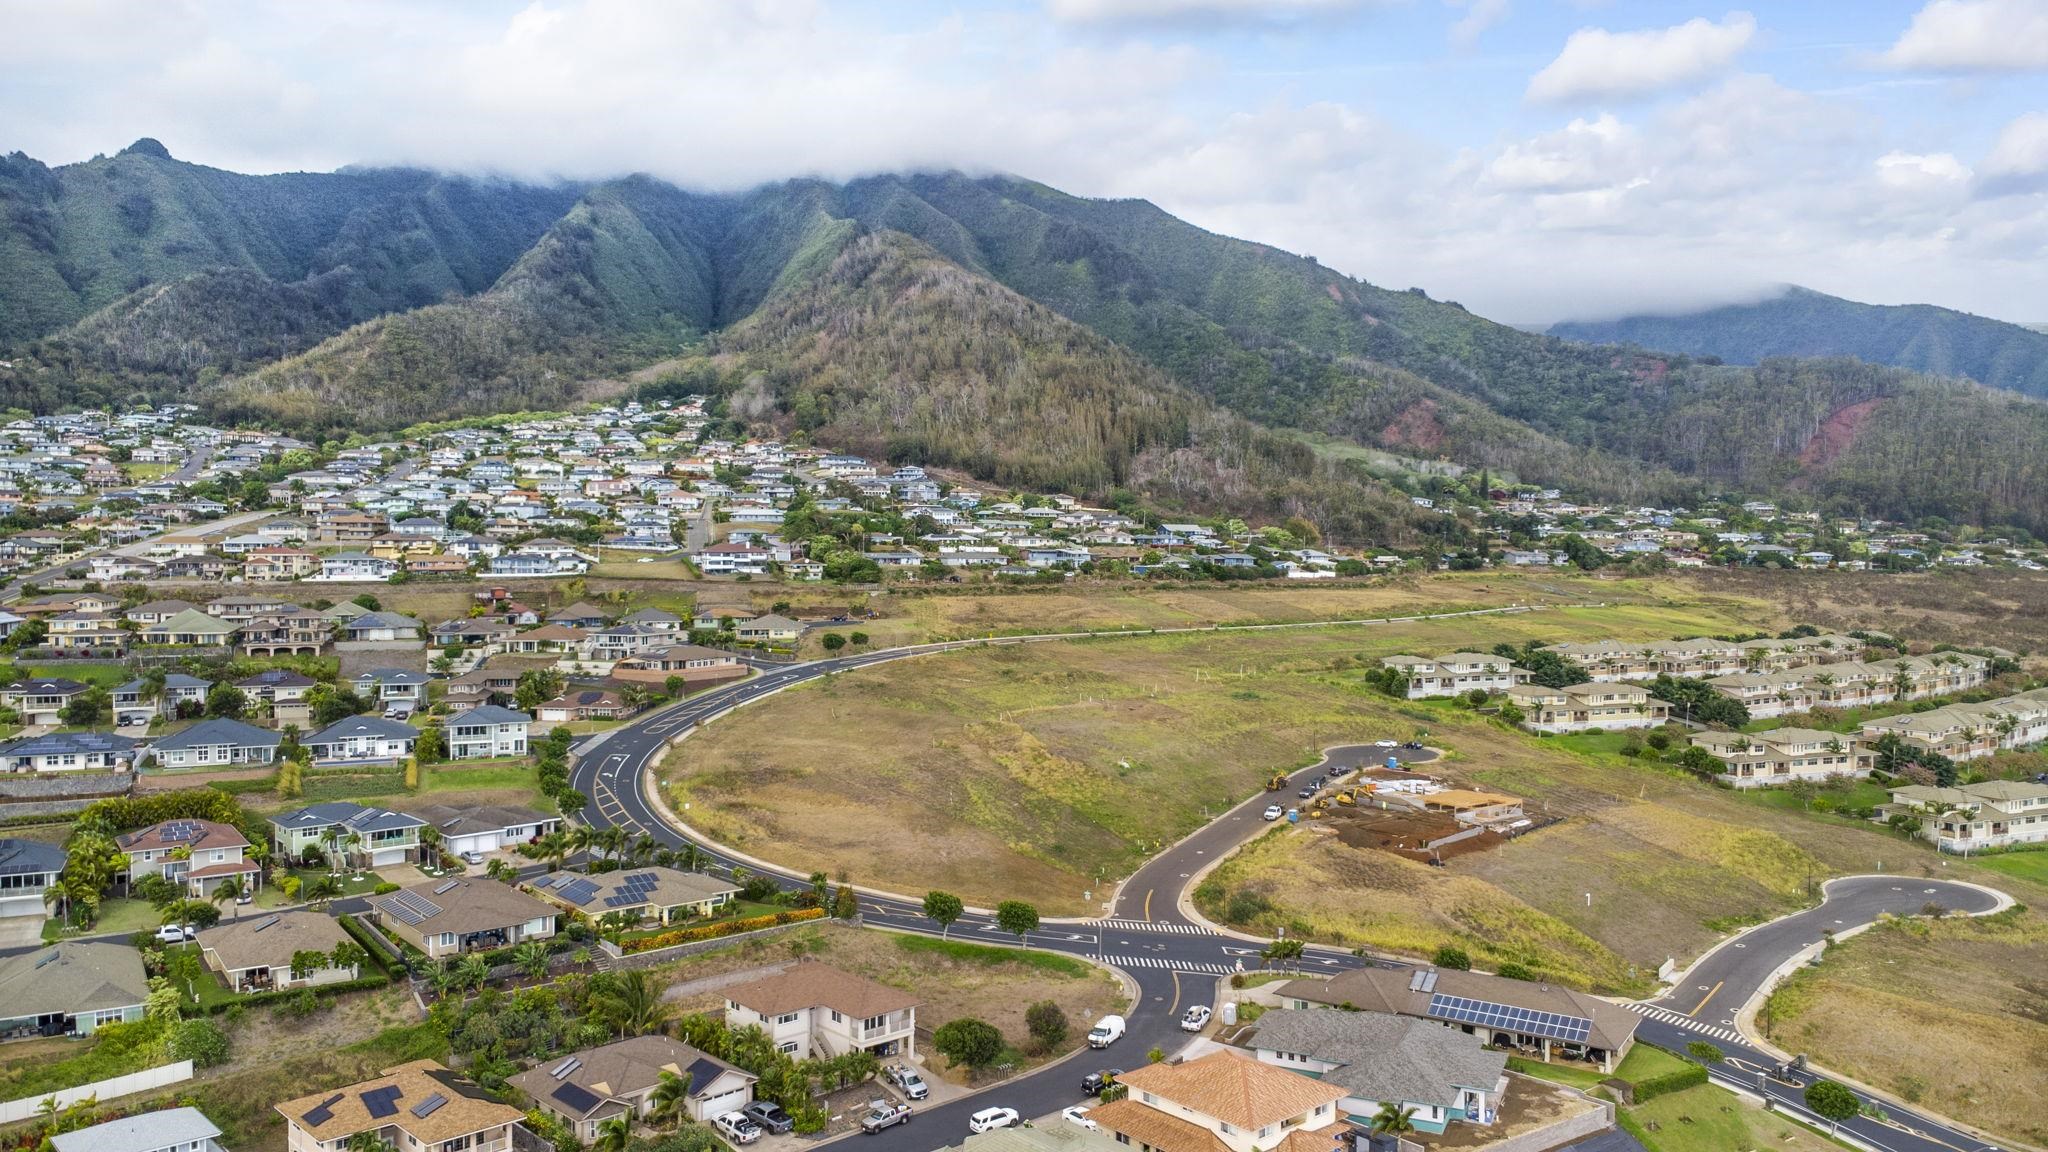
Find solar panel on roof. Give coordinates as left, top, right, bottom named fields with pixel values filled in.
left=1427, top=993, right=1591, bottom=1043
left=552, top=1082, right=601, bottom=1113
left=625, top=871, right=656, bottom=885
left=361, top=1085, right=403, bottom=1118
left=433, top=879, right=461, bottom=895
left=556, top=878, right=599, bottom=906
left=551, top=1056, right=583, bottom=1079
left=604, top=893, right=639, bottom=908
left=411, top=1093, right=448, bottom=1119
left=251, top=915, right=281, bottom=933
left=302, top=1093, right=345, bottom=1127
left=384, top=890, right=442, bottom=926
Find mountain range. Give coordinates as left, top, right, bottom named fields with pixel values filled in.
left=1550, top=286, right=2048, bottom=400
left=6, top=140, right=2048, bottom=538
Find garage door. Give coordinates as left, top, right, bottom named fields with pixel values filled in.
left=695, top=1088, right=751, bottom=1121
left=370, top=847, right=409, bottom=867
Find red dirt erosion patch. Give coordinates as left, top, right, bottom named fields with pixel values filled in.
left=1380, top=398, right=1446, bottom=452
left=1799, top=397, right=1886, bottom=469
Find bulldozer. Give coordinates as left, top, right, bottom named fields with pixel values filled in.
left=1266, top=771, right=1289, bottom=791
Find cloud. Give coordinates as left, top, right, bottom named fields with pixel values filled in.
left=1877, top=0, right=2048, bottom=72
left=1980, top=111, right=2048, bottom=192
left=1481, top=114, right=1635, bottom=191
left=1874, top=150, right=1971, bottom=191
left=1526, top=12, right=1757, bottom=103
left=1445, top=0, right=1509, bottom=48
left=1045, top=0, right=1366, bottom=24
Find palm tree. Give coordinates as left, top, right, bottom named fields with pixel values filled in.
left=1370, top=1103, right=1418, bottom=1135
left=419, top=825, right=444, bottom=870
left=592, top=1114, right=633, bottom=1152
left=598, top=826, right=629, bottom=865
left=456, top=952, right=491, bottom=991
left=648, top=1070, right=689, bottom=1130
left=630, top=833, right=658, bottom=865
left=211, top=878, right=246, bottom=922
left=513, top=939, right=552, bottom=982
left=535, top=830, right=571, bottom=873
left=596, top=969, right=673, bottom=1038
left=568, top=824, right=596, bottom=872
left=346, top=1132, right=398, bottom=1152
left=678, top=843, right=704, bottom=873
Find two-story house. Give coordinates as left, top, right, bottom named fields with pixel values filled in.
left=0, top=837, right=64, bottom=925
left=722, top=962, right=918, bottom=1059
left=2, top=678, right=90, bottom=726
left=111, top=673, right=213, bottom=725
left=276, top=1060, right=527, bottom=1152
left=1505, top=682, right=1668, bottom=733
left=510, top=1037, right=755, bottom=1140
left=1379, top=654, right=1530, bottom=700
left=1880, top=781, right=2048, bottom=852
left=443, top=705, right=531, bottom=760
left=1689, top=728, right=1862, bottom=789
left=236, top=669, right=320, bottom=724
left=272, top=802, right=426, bottom=869
left=243, top=546, right=322, bottom=581
left=354, top=668, right=432, bottom=709
left=118, top=818, right=259, bottom=899
left=1089, top=1049, right=1346, bottom=1152
left=49, top=1107, right=225, bottom=1152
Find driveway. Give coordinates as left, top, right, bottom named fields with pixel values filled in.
left=0, top=917, right=45, bottom=949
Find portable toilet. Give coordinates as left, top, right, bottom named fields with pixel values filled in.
left=1386, top=755, right=1400, bottom=771
left=1286, top=808, right=1300, bottom=824
left=1221, top=1002, right=1238, bottom=1026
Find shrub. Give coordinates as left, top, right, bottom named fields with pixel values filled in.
left=1224, top=890, right=1273, bottom=924
left=168, top=1018, right=231, bottom=1067
left=1433, top=945, right=1472, bottom=970
left=933, top=1018, right=1004, bottom=1069
left=1686, top=1041, right=1724, bottom=1063
left=372, top=882, right=401, bottom=895
left=619, top=908, right=826, bottom=954
left=1495, top=962, right=1536, bottom=981
left=1025, top=1001, right=1068, bottom=1050
left=1630, top=1056, right=1708, bottom=1102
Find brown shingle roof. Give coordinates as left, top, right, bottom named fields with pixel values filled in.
left=1110, top=1050, right=1345, bottom=1131
left=723, top=961, right=918, bottom=1019
left=199, top=909, right=350, bottom=973
left=276, top=1060, right=522, bottom=1144
left=1087, top=1097, right=1231, bottom=1152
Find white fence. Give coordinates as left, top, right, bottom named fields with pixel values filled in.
left=0, top=1060, right=194, bottom=1124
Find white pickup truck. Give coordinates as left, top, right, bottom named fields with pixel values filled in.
left=1087, top=1014, right=1126, bottom=1049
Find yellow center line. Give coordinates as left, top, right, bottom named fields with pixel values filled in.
left=1688, top=981, right=1724, bottom=1018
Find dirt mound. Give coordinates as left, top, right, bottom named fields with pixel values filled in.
left=1798, top=396, right=1885, bottom=470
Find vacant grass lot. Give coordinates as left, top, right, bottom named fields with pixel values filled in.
left=1763, top=910, right=2048, bottom=1148
left=1622, top=1083, right=1849, bottom=1152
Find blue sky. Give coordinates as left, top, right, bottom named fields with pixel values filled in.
left=4, top=0, right=2045, bottom=324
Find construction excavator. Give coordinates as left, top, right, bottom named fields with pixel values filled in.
left=1265, top=771, right=1289, bottom=791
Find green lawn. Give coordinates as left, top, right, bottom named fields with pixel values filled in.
left=892, top=933, right=1094, bottom=976
left=1622, top=1083, right=1854, bottom=1152
left=1505, top=1055, right=1609, bottom=1091
left=46, top=896, right=163, bottom=942
left=1614, top=1043, right=1692, bottom=1085
left=23, top=663, right=130, bottom=688
left=1730, top=780, right=1892, bottom=814
left=419, top=760, right=536, bottom=793
left=1972, top=849, right=2048, bottom=885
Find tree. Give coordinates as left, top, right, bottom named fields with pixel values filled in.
left=516, top=668, right=566, bottom=712
left=932, top=1017, right=1005, bottom=1070
left=168, top=1017, right=231, bottom=1067
left=204, top=683, right=247, bottom=719
left=1370, top=1104, right=1418, bottom=1135
left=210, top=877, right=246, bottom=921
left=1024, top=1001, right=1068, bottom=1051
left=821, top=633, right=846, bottom=652
left=513, top=939, right=553, bottom=982
left=1433, top=945, right=1472, bottom=970
left=595, top=969, right=673, bottom=1038
left=1804, top=1079, right=1859, bottom=1134
left=593, top=1115, right=632, bottom=1152
left=850, top=632, right=869, bottom=647
left=995, top=900, right=1038, bottom=947
left=351, top=593, right=383, bottom=612
left=61, top=687, right=109, bottom=729
left=923, top=890, right=964, bottom=938
left=649, top=1069, right=690, bottom=1130
left=833, top=883, right=859, bottom=920
left=330, top=939, right=369, bottom=974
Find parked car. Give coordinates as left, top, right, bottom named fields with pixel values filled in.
left=743, top=1102, right=794, bottom=1134
left=1081, top=1070, right=1123, bottom=1096
left=1296, top=786, right=1316, bottom=799
left=1262, top=804, right=1284, bottom=821
left=1061, top=1106, right=1098, bottom=1130
left=460, top=850, right=486, bottom=866
left=969, top=1108, right=1019, bottom=1134
left=861, top=1101, right=914, bottom=1134
left=1181, top=1005, right=1212, bottom=1032
left=714, top=1113, right=762, bottom=1145
left=235, top=889, right=253, bottom=905
left=1087, top=1014, right=1126, bottom=1048
left=1375, top=739, right=1397, bottom=748
left=154, top=924, right=195, bottom=944
left=886, top=1064, right=929, bottom=1100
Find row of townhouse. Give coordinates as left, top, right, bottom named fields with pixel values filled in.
left=0, top=705, right=532, bottom=774
left=1540, top=633, right=1869, bottom=682
left=1504, top=681, right=1669, bottom=733
left=1707, top=653, right=1993, bottom=719
left=1879, top=780, right=2048, bottom=852
left=1856, top=687, right=2048, bottom=764
left=1378, top=653, right=1530, bottom=699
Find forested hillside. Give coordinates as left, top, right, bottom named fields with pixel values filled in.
left=1550, top=286, right=2048, bottom=399
left=6, top=144, right=2048, bottom=534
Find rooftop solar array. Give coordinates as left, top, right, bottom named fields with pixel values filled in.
left=1427, top=993, right=1591, bottom=1043
left=553, top=1082, right=601, bottom=1113
left=551, top=1057, right=583, bottom=1079
left=555, top=878, right=600, bottom=906
left=384, top=890, right=443, bottom=926
left=250, top=915, right=281, bottom=933
left=361, top=1085, right=403, bottom=1118
left=162, top=820, right=206, bottom=842
left=302, top=1093, right=345, bottom=1127
left=433, top=879, right=461, bottom=895
left=411, top=1093, right=448, bottom=1119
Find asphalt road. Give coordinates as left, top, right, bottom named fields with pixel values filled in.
left=567, top=630, right=2013, bottom=1152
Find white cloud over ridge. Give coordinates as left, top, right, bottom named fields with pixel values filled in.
left=1525, top=12, right=1756, bottom=103
left=1878, top=0, right=2048, bottom=73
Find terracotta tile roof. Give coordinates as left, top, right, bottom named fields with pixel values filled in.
left=1111, top=1050, right=1346, bottom=1132
left=723, top=961, right=918, bottom=1019
left=1087, top=1097, right=1231, bottom=1152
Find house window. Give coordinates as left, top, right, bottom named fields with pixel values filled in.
left=829, top=1010, right=842, bottom=1023
left=775, top=1012, right=800, bottom=1025
left=777, top=1041, right=799, bottom=1054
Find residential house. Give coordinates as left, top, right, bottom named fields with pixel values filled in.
left=354, top=668, right=431, bottom=708
left=140, top=608, right=238, bottom=647
left=304, top=715, right=420, bottom=765
left=123, top=599, right=199, bottom=626
left=243, top=546, right=321, bottom=581
left=236, top=669, right=319, bottom=724
left=1879, top=781, right=2048, bottom=852
left=1275, top=967, right=1638, bottom=1073
left=0, top=732, right=140, bottom=773
left=2, top=678, right=90, bottom=726
left=0, top=837, right=64, bottom=923
left=444, top=705, right=531, bottom=760
left=1689, top=728, right=1862, bottom=789
left=147, top=718, right=282, bottom=770
left=204, top=594, right=294, bottom=622
left=407, top=803, right=558, bottom=858
left=1245, top=1009, right=1508, bottom=1134
left=0, top=942, right=148, bottom=1039
left=735, top=614, right=801, bottom=644
left=548, top=603, right=610, bottom=629
left=368, top=877, right=556, bottom=958
left=111, top=673, right=212, bottom=725
left=317, top=552, right=399, bottom=582
left=276, top=1060, right=527, bottom=1152
left=528, top=867, right=739, bottom=926
left=199, top=909, right=359, bottom=993
left=118, top=818, right=258, bottom=898
left=1504, top=682, right=1668, bottom=733
left=722, top=961, right=918, bottom=1058
left=611, top=644, right=747, bottom=690
left=1379, top=654, right=1529, bottom=700
left=1088, top=1049, right=1346, bottom=1152
left=343, top=611, right=424, bottom=644
left=49, top=1108, right=225, bottom=1152
left=271, top=802, right=426, bottom=869
left=43, top=610, right=127, bottom=652
left=536, top=689, right=633, bottom=723
left=238, top=607, right=332, bottom=657
left=511, top=1037, right=756, bottom=1140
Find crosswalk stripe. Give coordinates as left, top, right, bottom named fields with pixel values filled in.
left=1629, top=1003, right=1743, bottom=1044
left=1097, top=954, right=1236, bottom=975
left=1093, top=920, right=1213, bottom=935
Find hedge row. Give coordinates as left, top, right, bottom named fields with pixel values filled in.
left=620, top=907, right=826, bottom=953
left=1631, top=1060, right=1708, bottom=1103
left=189, top=975, right=390, bottom=1016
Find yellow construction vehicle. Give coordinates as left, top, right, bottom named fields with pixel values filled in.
left=1266, top=771, right=1288, bottom=791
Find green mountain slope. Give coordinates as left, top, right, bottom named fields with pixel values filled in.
left=1549, top=286, right=2048, bottom=399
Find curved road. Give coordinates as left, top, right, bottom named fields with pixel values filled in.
left=568, top=625, right=2010, bottom=1152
